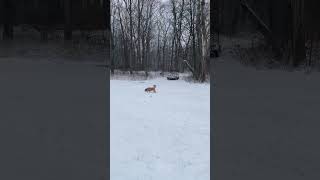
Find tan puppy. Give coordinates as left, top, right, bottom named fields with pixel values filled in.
left=145, top=85, right=156, bottom=93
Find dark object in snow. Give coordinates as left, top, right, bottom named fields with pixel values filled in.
left=167, top=73, right=179, bottom=80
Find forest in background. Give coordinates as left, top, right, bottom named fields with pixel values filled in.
left=2, top=0, right=320, bottom=76
left=213, top=0, right=320, bottom=70
left=111, top=0, right=210, bottom=82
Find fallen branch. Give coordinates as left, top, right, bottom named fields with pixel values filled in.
left=183, top=60, right=195, bottom=74
left=240, top=0, right=271, bottom=36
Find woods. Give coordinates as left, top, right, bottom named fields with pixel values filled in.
left=0, top=0, right=107, bottom=41
left=2, top=0, right=319, bottom=73
left=111, top=0, right=210, bottom=81
left=214, top=0, right=320, bottom=69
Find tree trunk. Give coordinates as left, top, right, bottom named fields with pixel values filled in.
left=3, top=0, right=14, bottom=40
left=129, top=0, right=133, bottom=74
left=118, top=5, right=130, bottom=71
left=176, top=0, right=185, bottom=72
left=290, top=0, right=306, bottom=67
left=200, top=0, right=208, bottom=82
left=196, top=0, right=202, bottom=79
left=64, top=0, right=72, bottom=40
left=190, top=0, right=197, bottom=78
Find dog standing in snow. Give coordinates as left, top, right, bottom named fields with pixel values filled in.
left=145, top=85, right=156, bottom=93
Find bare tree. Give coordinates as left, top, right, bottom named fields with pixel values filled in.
left=111, top=0, right=210, bottom=81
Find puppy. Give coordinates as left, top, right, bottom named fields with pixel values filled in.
left=145, top=85, right=156, bottom=93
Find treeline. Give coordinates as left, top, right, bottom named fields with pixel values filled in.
left=111, top=0, right=210, bottom=81
left=214, top=0, right=320, bottom=67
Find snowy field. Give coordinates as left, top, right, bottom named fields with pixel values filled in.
left=0, top=59, right=108, bottom=180
left=111, top=77, right=210, bottom=180
left=213, top=50, right=320, bottom=179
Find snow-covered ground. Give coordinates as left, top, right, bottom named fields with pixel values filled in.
left=111, top=78, right=210, bottom=180
left=0, top=59, right=108, bottom=180
left=213, top=48, right=320, bottom=179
